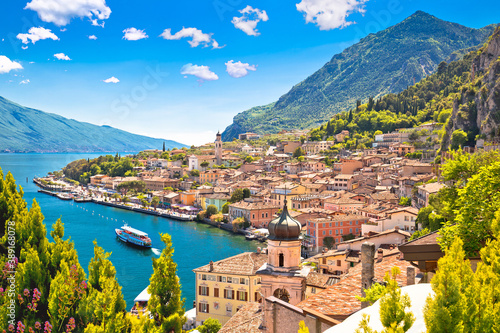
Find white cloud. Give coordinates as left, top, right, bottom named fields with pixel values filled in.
left=20, top=79, right=30, bottom=84
left=54, top=53, right=71, bottom=60
left=160, top=27, right=222, bottom=49
left=88, top=35, right=97, bottom=40
left=0, top=56, right=23, bottom=74
left=17, top=27, right=59, bottom=45
left=180, top=63, right=218, bottom=82
left=24, top=0, right=111, bottom=26
left=122, top=28, right=148, bottom=41
left=296, top=0, right=368, bottom=30
left=60, top=28, right=67, bottom=32
left=231, top=6, right=269, bottom=36
left=22, top=46, right=29, bottom=50
left=225, top=60, right=257, bottom=78
left=103, top=76, right=119, bottom=83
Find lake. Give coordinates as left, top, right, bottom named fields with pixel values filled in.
left=0, top=153, right=259, bottom=309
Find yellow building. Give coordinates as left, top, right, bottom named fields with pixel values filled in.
left=193, top=251, right=268, bottom=326
left=270, top=183, right=306, bottom=209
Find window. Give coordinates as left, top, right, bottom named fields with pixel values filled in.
left=214, top=288, right=219, bottom=298
left=237, top=291, right=248, bottom=301
left=266, top=213, right=268, bottom=218
left=199, top=302, right=209, bottom=313
left=329, top=230, right=332, bottom=235
left=340, top=229, right=343, bottom=235
left=240, top=278, right=246, bottom=285
left=340, top=222, right=343, bottom=226
left=337, top=260, right=341, bottom=266
left=224, top=289, right=234, bottom=299
left=252, top=214, right=255, bottom=219
left=262, top=213, right=264, bottom=218
left=323, top=230, right=325, bottom=235
left=217, top=276, right=222, bottom=282
left=199, top=286, right=209, bottom=296
left=201, top=274, right=207, bottom=281
left=349, top=228, right=352, bottom=233
left=227, top=277, right=232, bottom=283
left=222, top=276, right=226, bottom=283
left=311, top=287, right=316, bottom=294
left=279, top=253, right=284, bottom=267
left=226, top=304, right=232, bottom=315
left=350, top=221, right=352, bottom=225
left=329, top=223, right=332, bottom=227
left=405, top=216, right=409, bottom=221
left=335, top=230, right=338, bottom=235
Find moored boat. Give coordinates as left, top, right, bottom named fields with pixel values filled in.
left=57, top=193, right=73, bottom=200
left=115, top=224, right=152, bottom=248
left=245, top=233, right=257, bottom=240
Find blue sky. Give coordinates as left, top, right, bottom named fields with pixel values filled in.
left=1, top=0, right=499, bottom=146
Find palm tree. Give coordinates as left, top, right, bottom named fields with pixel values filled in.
left=151, top=196, right=160, bottom=211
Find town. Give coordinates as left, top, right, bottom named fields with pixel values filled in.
left=33, top=125, right=500, bottom=332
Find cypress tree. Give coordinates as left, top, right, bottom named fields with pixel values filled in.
left=142, top=233, right=185, bottom=332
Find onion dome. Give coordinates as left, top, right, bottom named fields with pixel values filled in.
left=268, top=199, right=302, bottom=241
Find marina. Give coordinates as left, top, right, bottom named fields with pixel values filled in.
left=0, top=153, right=259, bottom=308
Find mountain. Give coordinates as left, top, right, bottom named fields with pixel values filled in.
left=441, top=26, right=500, bottom=149
left=222, top=11, right=497, bottom=141
left=0, top=96, right=185, bottom=153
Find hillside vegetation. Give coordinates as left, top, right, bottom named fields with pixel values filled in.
left=222, top=11, right=496, bottom=140
left=307, top=26, right=500, bottom=152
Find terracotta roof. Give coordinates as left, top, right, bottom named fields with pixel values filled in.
left=369, top=191, right=398, bottom=202
left=229, top=201, right=280, bottom=210
left=339, top=228, right=411, bottom=245
left=399, top=230, right=440, bottom=246
left=218, top=302, right=263, bottom=333
left=325, top=197, right=364, bottom=205
left=297, top=253, right=416, bottom=318
left=308, top=214, right=368, bottom=224
left=193, top=252, right=268, bottom=276
left=385, top=206, right=419, bottom=216
left=306, top=272, right=339, bottom=288
left=219, top=302, right=264, bottom=333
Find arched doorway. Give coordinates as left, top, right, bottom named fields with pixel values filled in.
left=273, top=288, right=290, bottom=303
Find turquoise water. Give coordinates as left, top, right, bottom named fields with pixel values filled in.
left=0, top=153, right=259, bottom=309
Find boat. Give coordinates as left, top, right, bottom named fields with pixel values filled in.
left=74, top=196, right=92, bottom=202
left=115, top=224, right=152, bottom=248
left=56, top=193, right=73, bottom=200
left=245, top=233, right=257, bottom=240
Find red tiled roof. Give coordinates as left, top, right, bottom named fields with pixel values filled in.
left=218, top=302, right=263, bottom=333
left=297, top=253, right=416, bottom=318
left=193, top=252, right=268, bottom=276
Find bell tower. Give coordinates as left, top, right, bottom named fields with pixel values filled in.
left=215, top=131, right=222, bottom=165
left=257, top=198, right=306, bottom=306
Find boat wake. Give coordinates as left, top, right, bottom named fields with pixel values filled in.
left=151, top=248, right=161, bottom=256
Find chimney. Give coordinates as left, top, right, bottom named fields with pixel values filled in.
left=209, top=260, right=214, bottom=272
left=407, top=266, right=416, bottom=285
left=377, top=248, right=383, bottom=262
left=361, top=242, right=375, bottom=309
left=257, top=247, right=261, bottom=254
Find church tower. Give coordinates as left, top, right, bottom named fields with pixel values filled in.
left=257, top=198, right=306, bottom=306
left=215, top=131, right=222, bottom=165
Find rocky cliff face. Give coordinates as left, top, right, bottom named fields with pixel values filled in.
left=441, top=27, right=500, bottom=149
